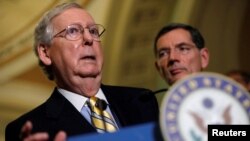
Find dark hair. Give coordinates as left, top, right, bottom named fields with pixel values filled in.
left=226, top=70, right=250, bottom=84
left=153, top=23, right=205, bottom=56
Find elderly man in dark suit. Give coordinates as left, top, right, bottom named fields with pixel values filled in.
left=5, top=3, right=158, bottom=141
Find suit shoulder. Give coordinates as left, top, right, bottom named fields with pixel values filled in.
left=8, top=102, right=47, bottom=126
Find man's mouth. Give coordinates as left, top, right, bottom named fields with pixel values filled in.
left=170, top=68, right=183, bottom=75
left=81, top=55, right=96, bottom=60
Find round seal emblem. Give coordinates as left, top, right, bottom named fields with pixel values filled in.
left=160, top=72, right=250, bottom=141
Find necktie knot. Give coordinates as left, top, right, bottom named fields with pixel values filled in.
left=89, top=97, right=107, bottom=111
left=88, top=97, right=117, bottom=132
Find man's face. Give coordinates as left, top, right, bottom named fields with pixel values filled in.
left=155, top=28, right=209, bottom=85
left=39, top=8, right=104, bottom=87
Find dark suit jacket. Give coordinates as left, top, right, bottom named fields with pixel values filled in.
left=5, top=84, right=159, bottom=141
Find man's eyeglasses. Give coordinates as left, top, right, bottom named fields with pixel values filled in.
left=53, top=24, right=105, bottom=41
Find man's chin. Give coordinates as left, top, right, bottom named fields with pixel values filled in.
left=170, top=74, right=188, bottom=85
left=77, top=70, right=100, bottom=77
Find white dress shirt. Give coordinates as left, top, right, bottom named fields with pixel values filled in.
left=57, top=87, right=119, bottom=132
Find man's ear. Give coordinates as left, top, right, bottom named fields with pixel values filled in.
left=200, top=47, right=209, bottom=69
left=37, top=44, right=52, bottom=65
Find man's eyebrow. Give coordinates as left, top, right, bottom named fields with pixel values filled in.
left=176, top=42, right=194, bottom=47
left=157, top=47, right=170, bottom=52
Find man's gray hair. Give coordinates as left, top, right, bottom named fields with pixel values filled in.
left=34, top=2, right=82, bottom=80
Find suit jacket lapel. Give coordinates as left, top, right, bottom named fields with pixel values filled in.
left=45, top=88, right=96, bottom=135
left=101, top=85, right=135, bottom=127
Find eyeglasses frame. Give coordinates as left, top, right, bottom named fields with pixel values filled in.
left=52, top=23, right=105, bottom=41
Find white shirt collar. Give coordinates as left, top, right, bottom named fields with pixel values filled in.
left=57, top=87, right=108, bottom=112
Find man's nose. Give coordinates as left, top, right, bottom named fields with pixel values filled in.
left=82, top=30, right=93, bottom=45
left=169, top=49, right=178, bottom=60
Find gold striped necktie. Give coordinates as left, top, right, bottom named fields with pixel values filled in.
left=88, top=97, right=117, bottom=132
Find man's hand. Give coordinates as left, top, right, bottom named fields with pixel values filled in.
left=54, top=131, right=67, bottom=141
left=20, top=121, right=66, bottom=141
